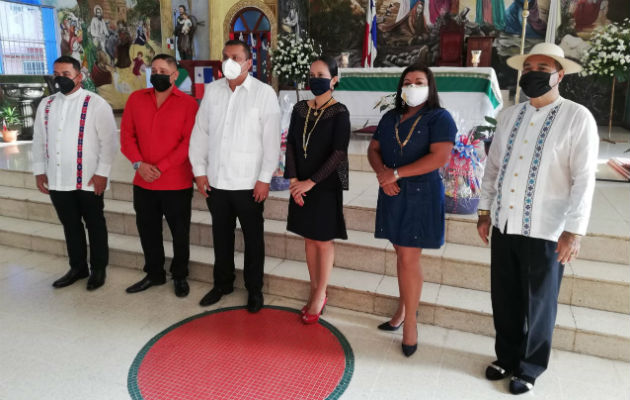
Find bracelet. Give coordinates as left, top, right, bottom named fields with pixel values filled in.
left=477, top=209, right=490, bottom=216
left=393, top=168, right=400, bottom=180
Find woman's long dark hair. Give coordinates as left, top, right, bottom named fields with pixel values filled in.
left=394, top=63, right=441, bottom=113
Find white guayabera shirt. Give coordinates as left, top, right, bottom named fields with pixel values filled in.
left=32, top=88, right=118, bottom=192
left=189, top=75, right=281, bottom=190
left=479, top=96, right=599, bottom=242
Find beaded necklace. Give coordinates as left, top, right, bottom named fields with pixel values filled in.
left=302, top=97, right=334, bottom=159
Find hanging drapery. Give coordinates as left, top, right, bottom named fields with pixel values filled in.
left=545, top=0, right=561, bottom=43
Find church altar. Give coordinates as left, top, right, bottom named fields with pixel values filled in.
left=278, top=66, right=503, bottom=133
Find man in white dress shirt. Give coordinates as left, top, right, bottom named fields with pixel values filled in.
left=189, top=40, right=281, bottom=313
left=32, top=56, right=118, bottom=291
left=477, top=43, right=599, bottom=395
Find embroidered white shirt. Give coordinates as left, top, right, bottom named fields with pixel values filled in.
left=32, top=88, right=118, bottom=192
left=189, top=75, right=281, bottom=190
left=479, top=96, right=599, bottom=242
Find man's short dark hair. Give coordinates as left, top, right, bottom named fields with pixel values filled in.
left=224, top=39, right=251, bottom=60
left=54, top=55, right=80, bottom=72
left=151, top=53, right=178, bottom=68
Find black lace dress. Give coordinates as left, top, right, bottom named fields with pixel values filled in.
left=284, top=100, right=350, bottom=241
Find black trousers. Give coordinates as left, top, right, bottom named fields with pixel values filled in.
left=206, top=188, right=265, bottom=294
left=490, top=227, right=564, bottom=379
left=133, top=185, right=192, bottom=281
left=49, top=190, right=108, bottom=272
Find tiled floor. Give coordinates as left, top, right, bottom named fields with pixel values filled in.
left=0, top=246, right=628, bottom=400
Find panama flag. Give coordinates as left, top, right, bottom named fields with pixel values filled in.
left=362, top=0, right=377, bottom=67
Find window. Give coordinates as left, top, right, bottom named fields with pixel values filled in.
left=23, top=60, right=46, bottom=75
left=0, top=1, right=48, bottom=74
left=230, top=8, right=272, bottom=83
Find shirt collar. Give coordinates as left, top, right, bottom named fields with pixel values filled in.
left=223, top=74, right=253, bottom=92
left=147, top=86, right=184, bottom=97
left=58, top=87, right=84, bottom=101
left=526, top=96, right=563, bottom=112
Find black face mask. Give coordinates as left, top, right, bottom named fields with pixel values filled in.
left=54, top=76, right=77, bottom=94
left=519, top=70, right=558, bottom=98
left=309, top=77, right=332, bottom=96
left=150, top=74, right=172, bottom=92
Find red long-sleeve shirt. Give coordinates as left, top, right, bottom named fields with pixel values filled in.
left=121, top=87, right=199, bottom=190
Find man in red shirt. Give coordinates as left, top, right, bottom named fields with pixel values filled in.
left=121, top=54, right=199, bottom=297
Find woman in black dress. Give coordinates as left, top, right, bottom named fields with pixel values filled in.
left=284, top=56, right=350, bottom=324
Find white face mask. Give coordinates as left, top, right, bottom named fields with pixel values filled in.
left=401, top=84, right=429, bottom=107
left=222, top=58, right=245, bottom=80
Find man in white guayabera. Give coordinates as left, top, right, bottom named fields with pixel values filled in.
left=189, top=39, right=280, bottom=314
left=477, top=42, right=598, bottom=395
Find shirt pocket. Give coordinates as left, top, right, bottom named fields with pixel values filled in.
left=237, top=107, right=261, bottom=154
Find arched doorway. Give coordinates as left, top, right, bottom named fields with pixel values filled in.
left=229, top=8, right=271, bottom=83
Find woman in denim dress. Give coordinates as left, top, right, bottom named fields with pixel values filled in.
left=368, top=63, right=457, bottom=356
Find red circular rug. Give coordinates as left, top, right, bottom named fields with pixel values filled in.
left=128, top=306, right=354, bottom=400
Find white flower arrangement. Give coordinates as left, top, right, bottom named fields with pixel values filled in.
left=271, top=33, right=322, bottom=88
left=581, top=18, right=630, bottom=82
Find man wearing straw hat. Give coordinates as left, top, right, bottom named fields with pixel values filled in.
left=476, top=42, right=599, bottom=395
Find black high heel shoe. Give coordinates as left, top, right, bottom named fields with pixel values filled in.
left=378, top=321, right=403, bottom=331
left=401, top=342, right=417, bottom=357
left=401, top=321, right=419, bottom=357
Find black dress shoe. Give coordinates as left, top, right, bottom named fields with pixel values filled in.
left=174, top=279, right=189, bottom=298
left=52, top=269, right=89, bottom=288
left=401, top=343, right=417, bottom=357
left=199, top=287, right=233, bottom=307
left=485, top=361, right=512, bottom=381
left=509, top=375, right=535, bottom=395
left=378, top=321, right=403, bottom=331
left=86, top=269, right=106, bottom=291
left=125, top=276, right=166, bottom=293
left=247, top=292, right=264, bottom=313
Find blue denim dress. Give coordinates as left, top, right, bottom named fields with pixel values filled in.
left=373, top=107, right=457, bottom=248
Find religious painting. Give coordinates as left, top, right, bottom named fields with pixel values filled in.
left=47, top=0, right=164, bottom=109
left=374, top=0, right=461, bottom=67
left=279, top=0, right=310, bottom=38
left=310, top=0, right=466, bottom=68
left=309, top=0, right=367, bottom=67
left=463, top=0, right=628, bottom=121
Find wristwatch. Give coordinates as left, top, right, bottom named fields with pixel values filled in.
left=393, top=168, right=400, bottom=180
left=133, top=161, right=142, bottom=170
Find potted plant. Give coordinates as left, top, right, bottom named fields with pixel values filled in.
left=1, top=104, right=22, bottom=143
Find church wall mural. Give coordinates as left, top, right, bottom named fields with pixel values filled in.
left=310, top=0, right=629, bottom=122
left=279, top=0, right=309, bottom=38
left=44, top=0, right=165, bottom=109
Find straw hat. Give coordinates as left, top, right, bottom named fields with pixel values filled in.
left=507, top=42, right=582, bottom=74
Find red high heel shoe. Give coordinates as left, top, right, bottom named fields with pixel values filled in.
left=301, top=291, right=327, bottom=315
left=302, top=297, right=327, bottom=325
